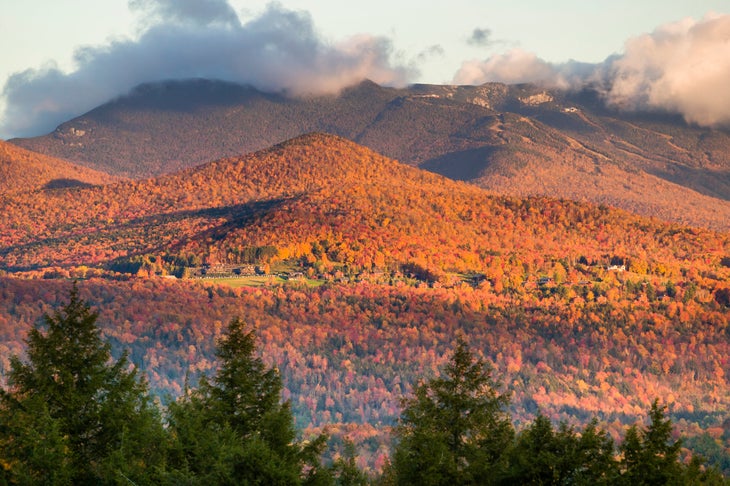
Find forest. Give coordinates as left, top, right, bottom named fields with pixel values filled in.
left=1, top=287, right=726, bottom=484
left=0, top=274, right=728, bottom=478
left=0, top=134, right=728, bottom=480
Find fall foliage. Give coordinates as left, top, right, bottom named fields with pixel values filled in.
left=0, top=133, right=728, bottom=474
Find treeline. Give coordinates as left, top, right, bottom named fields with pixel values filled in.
left=0, top=276, right=728, bottom=473
left=386, top=338, right=726, bottom=485
left=1, top=288, right=727, bottom=484
left=0, top=287, right=334, bottom=484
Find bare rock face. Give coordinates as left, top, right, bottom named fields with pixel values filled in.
left=519, top=92, right=553, bottom=105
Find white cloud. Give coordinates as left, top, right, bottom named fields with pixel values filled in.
left=452, top=13, right=730, bottom=127
left=605, top=13, right=730, bottom=127
left=453, top=48, right=561, bottom=86
left=0, top=2, right=414, bottom=139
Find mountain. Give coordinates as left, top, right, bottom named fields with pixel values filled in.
left=9, top=79, right=730, bottom=230
left=1, top=133, right=726, bottom=284
left=1, top=134, right=729, bottom=472
left=0, top=140, right=117, bottom=195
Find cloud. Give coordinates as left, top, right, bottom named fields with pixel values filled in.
left=604, top=13, right=730, bottom=127
left=454, top=48, right=559, bottom=86
left=467, top=28, right=493, bottom=47
left=453, top=48, right=596, bottom=89
left=0, top=1, right=415, bottom=139
left=129, top=0, right=240, bottom=28
left=453, top=13, right=730, bottom=127
left=416, top=44, right=445, bottom=63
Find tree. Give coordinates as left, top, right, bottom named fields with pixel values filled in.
left=0, top=284, right=164, bottom=484
left=165, top=317, right=328, bottom=484
left=390, top=337, right=514, bottom=485
left=0, top=395, right=73, bottom=485
left=620, top=400, right=684, bottom=485
left=506, top=415, right=618, bottom=485
left=328, top=440, right=369, bottom=486
left=616, top=400, right=729, bottom=484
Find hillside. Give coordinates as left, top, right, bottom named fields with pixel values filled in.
left=9, top=79, right=730, bottom=230
left=0, top=134, right=729, bottom=471
left=0, top=270, right=728, bottom=472
left=2, top=133, right=727, bottom=280
left=0, top=140, right=117, bottom=194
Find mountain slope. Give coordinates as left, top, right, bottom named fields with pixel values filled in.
left=0, top=134, right=727, bottom=291
left=0, top=140, right=117, bottom=194
left=1, top=134, right=729, bottom=472
left=9, top=79, right=730, bottom=230
left=421, top=111, right=730, bottom=230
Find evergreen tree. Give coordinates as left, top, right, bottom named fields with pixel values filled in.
left=164, top=392, right=247, bottom=484
left=619, top=400, right=686, bottom=485
left=328, top=440, right=369, bottom=486
left=0, top=284, right=165, bottom=484
left=0, top=394, right=73, bottom=485
left=390, top=337, right=513, bottom=485
left=506, top=415, right=617, bottom=485
left=164, top=317, right=328, bottom=484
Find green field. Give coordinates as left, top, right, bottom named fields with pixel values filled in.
left=205, top=275, right=324, bottom=288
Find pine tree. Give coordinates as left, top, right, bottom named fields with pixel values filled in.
left=391, top=337, right=514, bottom=485
left=620, top=400, right=684, bottom=485
left=165, top=317, right=328, bottom=484
left=506, top=415, right=617, bottom=485
left=0, top=394, right=73, bottom=485
left=329, top=440, right=369, bottom=486
left=0, top=284, right=164, bottom=484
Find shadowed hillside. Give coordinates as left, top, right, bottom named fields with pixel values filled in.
left=1, top=133, right=727, bottom=288
left=0, top=140, right=118, bottom=195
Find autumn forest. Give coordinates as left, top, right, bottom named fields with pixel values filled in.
left=1, top=82, right=729, bottom=483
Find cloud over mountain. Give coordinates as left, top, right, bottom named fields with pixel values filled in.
left=453, top=13, right=730, bottom=127
left=129, top=0, right=241, bottom=28
left=454, top=48, right=592, bottom=88
left=604, top=13, right=730, bottom=127
left=0, top=1, right=413, bottom=139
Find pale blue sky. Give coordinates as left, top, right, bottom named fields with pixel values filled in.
left=1, top=0, right=728, bottom=138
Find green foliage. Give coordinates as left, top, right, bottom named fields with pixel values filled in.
left=391, top=337, right=514, bottom=485
left=226, top=245, right=279, bottom=264
left=684, top=433, right=730, bottom=477
left=620, top=400, right=683, bottom=485
left=388, top=340, right=728, bottom=485
left=0, top=395, right=73, bottom=485
left=0, top=284, right=165, bottom=484
left=163, top=317, right=330, bottom=484
left=328, top=441, right=370, bottom=486
left=506, top=416, right=618, bottom=485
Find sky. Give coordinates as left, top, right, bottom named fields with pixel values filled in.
left=1, top=0, right=729, bottom=139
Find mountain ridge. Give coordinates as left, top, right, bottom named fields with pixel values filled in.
left=1, top=133, right=726, bottom=282
left=8, top=79, right=730, bottom=230
left=0, top=140, right=119, bottom=195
